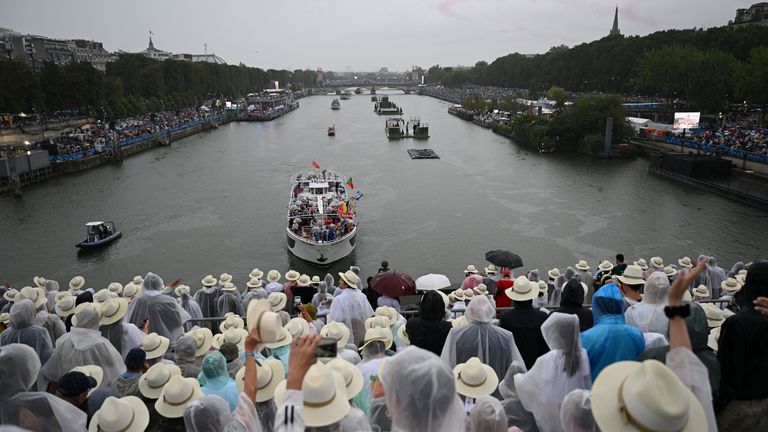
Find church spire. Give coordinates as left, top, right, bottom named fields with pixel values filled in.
left=610, top=5, right=621, bottom=36
left=148, top=36, right=154, bottom=49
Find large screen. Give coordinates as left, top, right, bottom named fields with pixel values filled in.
left=673, top=112, right=701, bottom=129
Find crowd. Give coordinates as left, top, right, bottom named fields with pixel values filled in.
left=0, top=252, right=766, bottom=431
left=693, top=126, right=768, bottom=156
left=424, top=86, right=530, bottom=104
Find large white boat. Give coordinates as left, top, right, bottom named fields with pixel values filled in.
left=286, top=170, right=359, bottom=265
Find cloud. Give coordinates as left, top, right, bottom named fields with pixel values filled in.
left=437, top=0, right=471, bottom=20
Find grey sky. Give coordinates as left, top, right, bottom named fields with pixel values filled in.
left=5, top=0, right=737, bottom=71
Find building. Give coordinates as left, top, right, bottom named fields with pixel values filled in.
left=67, top=39, right=115, bottom=72
left=730, top=3, right=768, bottom=26
left=170, top=53, right=226, bottom=64
left=609, top=6, right=621, bottom=36
left=139, top=37, right=172, bottom=61
left=3, top=35, right=75, bottom=71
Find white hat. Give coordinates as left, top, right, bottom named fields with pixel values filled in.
left=616, top=265, right=645, bottom=286
left=55, top=296, right=77, bottom=317
left=678, top=257, right=694, bottom=268
left=174, top=284, right=191, bottom=297
left=297, top=274, right=312, bottom=287
left=692, top=285, right=709, bottom=299
left=93, top=288, right=114, bottom=304
left=69, top=276, right=86, bottom=291
left=721, top=277, right=741, bottom=293
left=634, top=258, right=649, bottom=271
left=505, top=276, right=539, bottom=301
left=464, top=265, right=479, bottom=274
left=219, top=314, right=245, bottom=333
left=310, top=276, right=321, bottom=285
left=213, top=327, right=249, bottom=350
left=234, top=359, right=285, bottom=402
left=396, top=325, right=409, bottom=345
left=285, top=317, right=311, bottom=338
left=320, top=321, right=351, bottom=348
left=246, top=278, right=263, bottom=289
left=682, top=290, right=693, bottom=302
left=592, top=360, right=707, bottom=432
left=707, top=327, right=721, bottom=352
left=274, top=363, right=351, bottom=427
left=285, top=270, right=301, bottom=282
left=100, top=298, right=129, bottom=326
left=598, top=261, right=614, bottom=272
left=89, top=396, right=149, bottom=432
left=365, top=315, right=391, bottom=331
left=71, top=302, right=101, bottom=327
left=361, top=326, right=393, bottom=350
left=699, top=303, right=724, bottom=328
left=219, top=273, right=233, bottom=285
left=249, top=268, right=264, bottom=280
left=328, top=357, right=364, bottom=400
left=123, top=283, right=141, bottom=300
left=138, top=363, right=181, bottom=399
left=107, top=282, right=123, bottom=294
left=649, top=256, right=664, bottom=270
left=575, top=260, right=590, bottom=271
left=3, top=289, right=18, bottom=302
left=55, top=291, right=71, bottom=302
left=462, top=289, right=474, bottom=300
left=266, top=270, right=281, bottom=283
left=201, top=275, right=217, bottom=287
left=374, top=306, right=398, bottom=326
left=475, top=284, right=489, bottom=295
left=71, top=365, right=103, bottom=397
left=142, top=332, right=170, bottom=360
left=221, top=282, right=237, bottom=292
left=130, top=275, right=144, bottom=286
left=453, top=357, right=499, bottom=398
left=263, top=327, right=293, bottom=349
left=33, top=276, right=47, bottom=288
left=154, top=375, right=204, bottom=418
left=484, top=264, right=498, bottom=274
left=664, top=266, right=678, bottom=278
left=16, top=286, right=47, bottom=308
left=246, top=299, right=284, bottom=345
left=0, top=313, right=9, bottom=325
left=452, top=315, right=469, bottom=328
left=452, top=289, right=465, bottom=301
left=185, top=327, right=214, bottom=358
left=547, top=268, right=561, bottom=279
left=268, top=292, right=287, bottom=311
left=735, top=272, right=746, bottom=287
left=337, top=270, right=359, bottom=287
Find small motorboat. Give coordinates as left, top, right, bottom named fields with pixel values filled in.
left=328, top=124, right=336, bottom=136
left=76, top=221, right=122, bottom=249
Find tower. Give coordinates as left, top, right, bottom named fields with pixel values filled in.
left=610, top=5, right=621, bottom=36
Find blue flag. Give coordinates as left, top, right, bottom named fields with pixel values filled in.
left=354, top=191, right=363, bottom=201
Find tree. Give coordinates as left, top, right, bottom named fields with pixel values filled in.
left=735, top=46, right=768, bottom=108
left=547, top=86, right=566, bottom=112
left=547, top=94, right=632, bottom=152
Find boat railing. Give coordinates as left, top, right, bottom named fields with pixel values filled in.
left=287, top=223, right=358, bottom=246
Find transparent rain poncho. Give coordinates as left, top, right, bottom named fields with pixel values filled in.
left=256, top=399, right=276, bottom=432
left=0, top=392, right=87, bottom=432
left=312, top=280, right=333, bottom=313
left=441, top=295, right=525, bottom=384
left=175, top=335, right=202, bottom=378
left=194, top=285, right=220, bottom=332
left=0, top=299, right=54, bottom=365
left=707, top=257, right=727, bottom=298
left=44, top=280, right=59, bottom=312
left=217, top=292, right=244, bottom=317
left=184, top=395, right=239, bottom=431
left=0, top=344, right=41, bottom=400
left=197, top=351, right=240, bottom=410
left=515, top=313, right=591, bottom=432
left=498, top=362, right=539, bottom=432
left=125, top=273, right=186, bottom=343
left=727, top=261, right=745, bottom=279
left=625, top=272, right=670, bottom=335
left=328, top=287, right=375, bottom=346
left=469, top=396, right=507, bottom=432
left=559, top=389, right=597, bottom=432
left=242, top=288, right=268, bottom=310
left=179, top=291, right=204, bottom=323
left=381, top=347, right=466, bottom=432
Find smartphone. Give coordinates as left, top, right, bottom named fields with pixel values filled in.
left=316, top=337, right=338, bottom=358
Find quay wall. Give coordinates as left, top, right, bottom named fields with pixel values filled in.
left=632, top=138, right=768, bottom=177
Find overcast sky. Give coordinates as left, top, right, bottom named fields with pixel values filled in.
left=4, top=0, right=737, bottom=71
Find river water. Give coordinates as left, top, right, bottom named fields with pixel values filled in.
left=2, top=94, right=766, bottom=289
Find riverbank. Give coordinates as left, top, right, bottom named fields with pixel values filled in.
left=0, top=116, right=96, bottom=146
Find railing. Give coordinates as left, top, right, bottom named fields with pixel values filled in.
left=663, top=136, right=768, bottom=164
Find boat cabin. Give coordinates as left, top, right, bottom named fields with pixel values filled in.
left=85, top=221, right=116, bottom=242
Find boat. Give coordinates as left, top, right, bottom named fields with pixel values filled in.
left=384, top=117, right=429, bottom=139
left=374, top=96, right=403, bottom=115
left=328, top=125, right=336, bottom=136
left=340, top=91, right=351, bottom=100
left=286, top=170, right=359, bottom=265
left=385, top=118, right=405, bottom=139
left=371, top=96, right=378, bottom=102
left=76, top=221, right=122, bottom=249
left=354, top=88, right=362, bottom=94
left=331, top=99, right=340, bottom=110
left=410, top=117, right=430, bottom=139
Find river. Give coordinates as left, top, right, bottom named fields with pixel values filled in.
left=2, top=93, right=766, bottom=289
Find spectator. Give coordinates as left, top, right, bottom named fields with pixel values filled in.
left=499, top=276, right=550, bottom=369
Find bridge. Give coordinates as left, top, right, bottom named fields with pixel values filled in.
left=311, top=80, right=422, bottom=94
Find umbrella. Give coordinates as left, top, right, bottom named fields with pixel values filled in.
left=415, top=274, right=451, bottom=291
left=371, top=271, right=416, bottom=298
left=485, top=249, right=524, bottom=269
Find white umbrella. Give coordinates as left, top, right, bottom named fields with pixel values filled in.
left=415, top=274, right=451, bottom=291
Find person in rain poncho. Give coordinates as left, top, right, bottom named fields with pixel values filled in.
left=175, top=335, right=202, bottom=378
left=125, top=272, right=188, bottom=343
left=469, top=396, right=507, bottom=432
left=40, top=302, right=125, bottom=391
left=197, top=350, right=240, bottom=411
left=0, top=344, right=41, bottom=400
left=406, top=290, right=452, bottom=356
left=176, top=285, right=203, bottom=331
left=100, top=297, right=146, bottom=359
left=580, top=283, right=645, bottom=380
left=693, top=254, right=711, bottom=289
left=498, top=362, right=539, bottom=432
left=625, top=271, right=670, bottom=336
left=727, top=261, right=745, bottom=279
left=1, top=391, right=87, bottom=432
left=574, top=262, right=594, bottom=303
left=329, top=270, right=374, bottom=346
left=558, top=279, right=593, bottom=332
left=43, top=279, right=59, bottom=314
left=499, top=276, right=550, bottom=370
left=706, top=256, right=727, bottom=299
left=381, top=346, right=467, bottom=432
left=311, top=276, right=333, bottom=313
left=357, top=335, right=388, bottom=402
left=241, top=279, right=268, bottom=311
left=552, top=267, right=577, bottom=307
left=14, top=286, right=66, bottom=346
left=217, top=283, right=245, bottom=317
left=183, top=395, right=259, bottom=432
left=559, top=389, right=597, bottom=432
left=110, top=348, right=147, bottom=398
left=0, top=299, right=53, bottom=365
left=194, top=275, right=221, bottom=332
left=219, top=343, right=243, bottom=379
left=515, top=313, right=592, bottom=432
left=442, top=295, right=526, bottom=392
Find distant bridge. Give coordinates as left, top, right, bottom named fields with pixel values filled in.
left=311, top=80, right=421, bottom=94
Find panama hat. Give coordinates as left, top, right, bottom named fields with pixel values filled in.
left=89, top=396, right=149, bottom=432
left=154, top=375, right=204, bottom=418
left=71, top=302, right=102, bottom=327
left=107, top=282, right=123, bottom=295
left=721, top=277, right=741, bottom=294
left=3, top=289, right=18, bottom=302
left=678, top=257, right=694, bottom=268
left=310, top=276, right=321, bottom=285
left=692, top=285, right=710, bottom=299
left=55, top=291, right=71, bottom=302
left=320, top=321, right=351, bottom=348
left=617, top=265, right=645, bottom=286
left=55, top=296, right=77, bottom=317
left=246, top=299, right=284, bottom=344
left=246, top=278, right=263, bottom=289
left=435, top=290, right=451, bottom=309
left=201, top=275, right=217, bottom=287
left=375, top=306, right=398, bottom=326
left=338, top=270, right=359, bottom=287
left=142, top=332, right=170, bottom=360
left=598, top=261, right=614, bottom=272
left=71, top=365, right=103, bottom=397
left=475, top=284, right=489, bottom=295
left=123, top=283, right=141, bottom=300
left=185, top=327, right=214, bottom=357
left=464, top=265, right=479, bottom=274
left=452, top=315, right=469, bottom=328
left=463, top=289, right=475, bottom=300
left=365, top=315, right=391, bottom=331
left=699, top=303, right=724, bottom=328
left=707, top=327, right=721, bottom=352
left=505, top=276, right=539, bottom=301
left=0, top=313, right=9, bottom=325
left=663, top=266, right=678, bottom=278
left=285, top=270, right=301, bottom=282
left=235, top=358, right=285, bottom=401
left=32, top=276, right=46, bottom=288
left=275, top=363, right=351, bottom=427
left=263, top=327, right=293, bottom=349
left=100, top=298, right=129, bottom=326
left=285, top=317, right=311, bottom=338
left=396, top=325, right=409, bottom=345
left=453, top=357, right=499, bottom=398
left=130, top=275, right=144, bottom=286
left=735, top=271, right=747, bottom=287
left=484, top=264, right=498, bottom=274
left=138, top=363, right=181, bottom=399
left=93, top=288, right=114, bottom=304
left=328, top=357, right=364, bottom=400
left=634, top=259, right=649, bottom=271
left=360, top=326, right=393, bottom=350
left=213, top=327, right=249, bottom=350
left=249, top=268, right=264, bottom=280
left=69, top=276, right=86, bottom=291
left=266, top=270, right=281, bottom=283
left=219, top=314, right=245, bottom=332
left=16, top=286, right=47, bottom=308
left=174, top=284, right=190, bottom=297
left=296, top=274, right=311, bottom=287
left=575, top=260, right=590, bottom=271
left=592, top=360, right=707, bottom=432
left=682, top=290, right=693, bottom=302
left=221, top=282, right=237, bottom=292
left=547, top=268, right=561, bottom=279
left=649, top=256, right=664, bottom=270
left=219, top=273, right=233, bottom=285
left=452, top=289, right=465, bottom=301
left=268, top=292, right=287, bottom=311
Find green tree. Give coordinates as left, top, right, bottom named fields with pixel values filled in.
left=547, top=86, right=566, bottom=112
left=735, top=46, right=768, bottom=109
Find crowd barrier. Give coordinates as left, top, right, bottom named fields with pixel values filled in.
left=664, top=136, right=768, bottom=164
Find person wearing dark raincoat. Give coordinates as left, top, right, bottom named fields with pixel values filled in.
left=558, top=279, right=593, bottom=332
left=405, top=291, right=452, bottom=356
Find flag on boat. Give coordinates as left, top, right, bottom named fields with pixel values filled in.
left=311, top=161, right=321, bottom=170
left=346, top=177, right=354, bottom=189
left=338, top=201, right=348, bottom=215
left=354, top=191, right=364, bottom=201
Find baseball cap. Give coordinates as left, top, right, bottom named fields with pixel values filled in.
left=56, top=371, right=97, bottom=398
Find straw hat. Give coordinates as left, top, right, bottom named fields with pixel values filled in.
left=699, top=303, right=724, bottom=328
left=234, top=359, right=285, bottom=401
left=246, top=278, right=263, bottom=289
left=505, top=276, right=539, bottom=301
left=185, top=327, right=214, bottom=357
left=3, top=289, right=18, bottom=302
left=246, top=299, right=284, bottom=344
left=547, top=268, right=561, bottom=280
left=285, top=270, right=301, bottom=282
left=721, top=278, right=741, bottom=294
left=591, top=360, right=707, bottom=432
left=219, top=273, right=233, bottom=285
left=201, top=275, right=217, bottom=287
left=100, top=298, right=129, bottom=326
left=71, top=365, right=103, bottom=397
left=295, top=274, right=310, bottom=287
left=692, top=285, right=709, bottom=299
left=575, top=260, right=590, bottom=271
left=310, top=276, right=321, bottom=285
left=452, top=315, right=468, bottom=328
left=634, top=259, right=649, bottom=271
left=452, top=289, right=465, bottom=301
left=375, top=306, right=398, bottom=326
left=266, top=270, right=281, bottom=283
left=16, top=286, right=47, bottom=308
left=360, top=326, right=393, bottom=350
left=33, top=276, right=47, bottom=288
left=435, top=290, right=451, bottom=309
left=337, top=270, right=359, bottom=287
left=154, top=375, right=204, bottom=418
left=663, top=266, right=678, bottom=278
left=174, top=284, right=190, bottom=297
left=475, top=283, right=489, bottom=295
left=213, top=327, right=249, bottom=350
left=69, top=276, right=86, bottom=291
left=219, top=314, right=245, bottom=333
left=89, top=396, right=149, bottom=432
left=396, top=325, right=409, bottom=345
left=578, top=281, right=589, bottom=296
left=263, top=327, right=293, bottom=349
left=682, top=290, right=693, bottom=302
left=123, top=283, right=141, bottom=300
left=55, top=291, right=71, bottom=302
left=707, top=327, right=721, bottom=352
left=249, top=268, right=264, bottom=280
left=464, top=265, right=479, bottom=274
left=617, top=265, right=645, bottom=286
left=678, top=257, right=694, bottom=268
left=598, top=261, right=614, bottom=272
left=462, top=289, right=474, bottom=300
left=453, top=357, right=499, bottom=398
left=320, top=321, right=351, bottom=348
left=221, top=282, right=237, bottom=292
left=365, top=315, right=391, bottom=331
left=55, top=296, right=77, bottom=317
left=649, top=256, right=664, bottom=270
left=130, top=275, right=144, bottom=286
left=735, top=271, right=747, bottom=287
left=328, top=357, right=364, bottom=400
left=71, top=302, right=101, bottom=327
left=285, top=317, right=311, bottom=338
left=0, top=313, right=9, bottom=325
left=142, top=333, right=170, bottom=360
left=93, top=288, right=114, bottom=304
left=268, top=292, right=287, bottom=312
left=274, top=363, right=351, bottom=427
left=484, top=264, right=498, bottom=274
left=138, top=363, right=181, bottom=399
left=107, top=282, right=123, bottom=294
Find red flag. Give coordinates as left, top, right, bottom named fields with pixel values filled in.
left=346, top=177, right=354, bottom=189
left=312, top=161, right=320, bottom=170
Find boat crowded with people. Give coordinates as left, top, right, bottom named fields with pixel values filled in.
left=286, top=168, right=360, bottom=265
left=328, top=124, right=336, bottom=136
left=331, top=99, right=341, bottom=110
left=374, top=96, right=403, bottom=115
left=76, top=221, right=122, bottom=249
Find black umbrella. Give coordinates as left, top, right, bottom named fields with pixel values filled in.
left=485, top=249, right=524, bottom=269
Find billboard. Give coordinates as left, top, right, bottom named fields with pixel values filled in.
left=673, top=112, right=701, bottom=129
